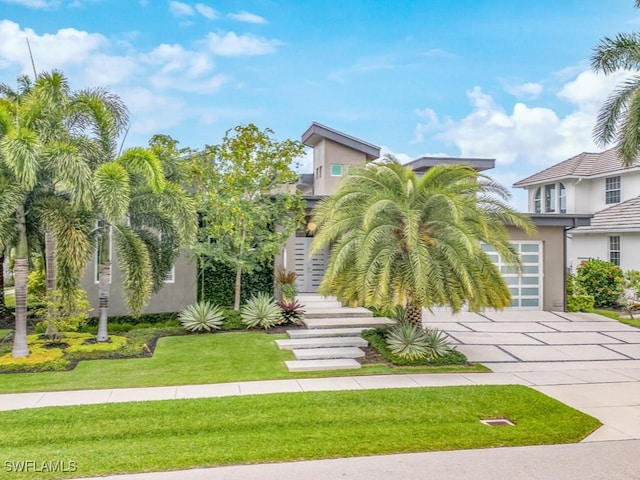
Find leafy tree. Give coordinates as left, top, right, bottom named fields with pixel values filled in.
left=188, top=124, right=305, bottom=310
left=311, top=163, right=534, bottom=326
left=591, top=0, right=640, bottom=165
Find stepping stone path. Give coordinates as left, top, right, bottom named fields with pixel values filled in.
left=276, top=294, right=395, bottom=372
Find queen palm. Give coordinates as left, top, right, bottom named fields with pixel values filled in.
left=310, top=162, right=534, bottom=326
left=591, top=0, right=640, bottom=166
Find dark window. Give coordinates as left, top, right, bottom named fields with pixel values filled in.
left=545, top=184, right=556, bottom=212
left=559, top=183, right=566, bottom=213
left=609, top=236, right=621, bottom=266
left=534, top=187, right=541, bottom=213
left=605, top=176, right=621, bottom=204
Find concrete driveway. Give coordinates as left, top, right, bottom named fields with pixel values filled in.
left=425, top=309, right=640, bottom=441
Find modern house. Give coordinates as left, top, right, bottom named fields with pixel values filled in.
left=280, top=122, right=591, bottom=311
left=513, top=148, right=640, bottom=272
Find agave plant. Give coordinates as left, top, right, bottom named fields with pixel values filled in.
left=385, top=323, right=429, bottom=360
left=179, top=301, right=224, bottom=332
left=241, top=293, right=282, bottom=330
left=276, top=299, right=306, bottom=325
left=424, top=328, right=453, bottom=359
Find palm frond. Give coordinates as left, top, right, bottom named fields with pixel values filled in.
left=114, top=224, right=153, bottom=316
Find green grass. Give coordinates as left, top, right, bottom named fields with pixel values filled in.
left=0, top=332, right=486, bottom=394
left=0, top=329, right=10, bottom=340
left=0, top=385, right=600, bottom=479
left=594, top=309, right=640, bottom=328
left=3, top=293, right=42, bottom=308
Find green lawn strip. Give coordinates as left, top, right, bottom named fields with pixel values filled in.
left=0, top=332, right=485, bottom=394
left=0, top=329, right=10, bottom=340
left=0, top=385, right=600, bottom=479
left=594, top=309, right=640, bottom=328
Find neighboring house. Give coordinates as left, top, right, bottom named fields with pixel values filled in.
left=280, top=122, right=590, bottom=311
left=513, top=148, right=640, bottom=272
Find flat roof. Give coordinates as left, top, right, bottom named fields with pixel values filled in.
left=301, top=122, right=380, bottom=161
left=404, top=156, right=495, bottom=172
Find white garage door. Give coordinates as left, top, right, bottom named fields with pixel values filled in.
left=481, top=241, right=543, bottom=310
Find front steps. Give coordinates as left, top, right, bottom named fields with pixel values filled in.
left=279, top=295, right=394, bottom=372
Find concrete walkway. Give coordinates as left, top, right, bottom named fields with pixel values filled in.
left=79, top=440, right=640, bottom=480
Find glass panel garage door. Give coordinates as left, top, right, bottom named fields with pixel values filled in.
left=481, top=241, right=543, bottom=310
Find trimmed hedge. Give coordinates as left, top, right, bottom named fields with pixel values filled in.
left=198, top=260, right=274, bottom=306
left=362, top=328, right=468, bottom=366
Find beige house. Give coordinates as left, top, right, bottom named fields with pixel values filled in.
left=282, top=122, right=591, bottom=311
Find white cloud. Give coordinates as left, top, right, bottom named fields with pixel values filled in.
left=505, top=82, right=544, bottom=99
left=1, top=0, right=58, bottom=8
left=415, top=75, right=620, bottom=168
left=420, top=48, right=455, bottom=58
left=194, top=3, right=216, bottom=19
left=169, top=0, right=193, bottom=17
left=0, top=20, right=107, bottom=73
left=120, top=87, right=187, bottom=135
left=558, top=69, right=631, bottom=112
left=206, top=32, right=281, bottom=56
left=228, top=11, right=267, bottom=24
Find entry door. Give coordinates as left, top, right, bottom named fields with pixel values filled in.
left=294, top=237, right=328, bottom=293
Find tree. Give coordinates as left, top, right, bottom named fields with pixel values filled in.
left=310, top=163, right=534, bottom=326
left=591, top=0, right=640, bottom=166
left=0, top=71, right=104, bottom=357
left=92, top=141, right=197, bottom=341
left=189, top=124, right=305, bottom=310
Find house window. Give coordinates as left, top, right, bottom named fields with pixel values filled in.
left=164, top=265, right=175, bottom=283
left=330, top=164, right=343, bottom=176
left=545, top=184, right=556, bottom=213
left=605, top=176, right=621, bottom=204
left=534, top=188, right=541, bottom=213
left=609, top=236, right=621, bottom=266
left=315, top=166, right=322, bottom=179
left=559, top=183, right=566, bottom=213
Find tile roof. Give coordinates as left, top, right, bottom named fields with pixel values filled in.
left=572, top=195, right=640, bottom=233
left=513, top=148, right=640, bottom=187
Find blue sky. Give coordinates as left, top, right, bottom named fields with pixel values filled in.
left=0, top=0, right=638, bottom=209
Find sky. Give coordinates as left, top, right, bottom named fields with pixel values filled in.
left=0, top=0, right=638, bottom=210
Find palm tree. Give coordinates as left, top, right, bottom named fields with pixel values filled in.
left=92, top=144, right=197, bottom=341
left=591, top=0, right=640, bottom=166
left=310, top=163, right=534, bottom=326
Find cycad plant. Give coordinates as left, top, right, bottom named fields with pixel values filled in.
left=241, top=293, right=282, bottom=329
left=310, top=162, right=534, bottom=326
left=386, top=323, right=429, bottom=360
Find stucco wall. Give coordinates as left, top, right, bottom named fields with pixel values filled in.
left=507, top=225, right=565, bottom=311
left=571, top=232, right=640, bottom=272
left=313, top=139, right=368, bottom=196
left=80, top=251, right=196, bottom=316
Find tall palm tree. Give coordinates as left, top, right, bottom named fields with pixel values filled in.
left=92, top=144, right=196, bottom=341
left=591, top=0, right=640, bottom=166
left=310, top=163, right=534, bottom=326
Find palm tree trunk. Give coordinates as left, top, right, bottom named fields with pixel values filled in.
left=12, top=204, right=29, bottom=358
left=406, top=302, right=423, bottom=328
left=0, top=253, right=8, bottom=319
left=44, top=229, right=56, bottom=292
left=96, top=227, right=111, bottom=342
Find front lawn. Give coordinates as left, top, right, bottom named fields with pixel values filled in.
left=0, top=385, right=600, bottom=479
left=0, top=332, right=486, bottom=394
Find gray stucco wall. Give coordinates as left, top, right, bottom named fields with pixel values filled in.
left=80, top=250, right=197, bottom=316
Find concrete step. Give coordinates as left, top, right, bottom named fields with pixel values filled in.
left=286, top=327, right=367, bottom=339
left=293, top=347, right=365, bottom=360
left=276, top=337, right=368, bottom=350
left=303, top=317, right=395, bottom=329
left=304, top=307, right=374, bottom=319
left=285, top=359, right=362, bottom=372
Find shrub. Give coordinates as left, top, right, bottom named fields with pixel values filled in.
left=34, top=288, right=92, bottom=340
left=363, top=328, right=466, bottom=366
left=277, top=300, right=306, bottom=325
left=199, top=260, right=274, bottom=306
left=576, top=259, right=623, bottom=308
left=386, top=323, right=429, bottom=360
left=179, top=301, right=224, bottom=332
left=280, top=283, right=298, bottom=301
left=241, top=293, right=282, bottom=330
left=567, top=295, right=595, bottom=312
left=85, top=312, right=179, bottom=327
left=275, top=267, right=297, bottom=285
left=221, top=309, right=244, bottom=330
left=27, top=269, right=46, bottom=300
